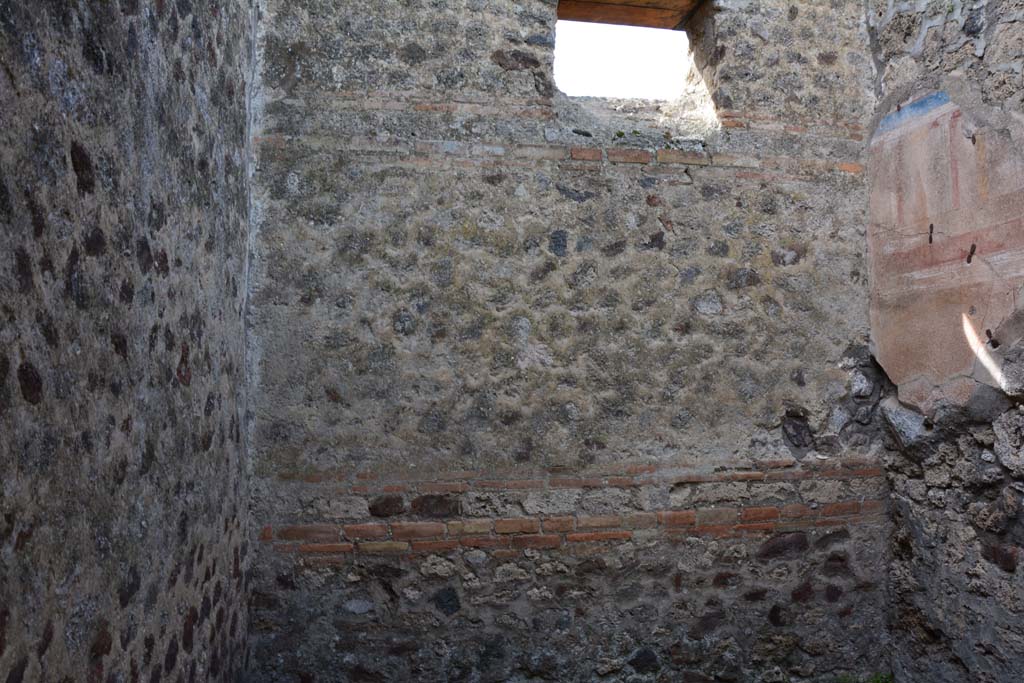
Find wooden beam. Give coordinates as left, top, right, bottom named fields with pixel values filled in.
left=557, top=0, right=702, bottom=29
left=568, top=0, right=698, bottom=10
left=557, top=1, right=685, bottom=29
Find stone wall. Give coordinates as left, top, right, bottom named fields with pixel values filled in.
left=11, top=1, right=1024, bottom=680
left=0, top=1, right=256, bottom=681
left=248, top=1, right=895, bottom=680
left=868, top=1, right=1024, bottom=681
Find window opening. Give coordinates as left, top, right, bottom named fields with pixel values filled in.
left=554, top=20, right=690, bottom=100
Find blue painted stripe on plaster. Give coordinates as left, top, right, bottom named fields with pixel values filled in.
left=877, top=91, right=951, bottom=134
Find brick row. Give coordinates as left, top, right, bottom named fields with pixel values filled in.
left=258, top=132, right=861, bottom=174
left=262, top=499, right=887, bottom=556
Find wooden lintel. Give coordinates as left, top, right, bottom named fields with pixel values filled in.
left=557, top=0, right=702, bottom=29
left=557, top=1, right=685, bottom=30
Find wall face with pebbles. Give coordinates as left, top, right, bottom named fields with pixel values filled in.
left=248, top=0, right=896, bottom=680
left=0, top=1, right=256, bottom=681
left=869, top=1, right=1024, bottom=681
left=9, top=1, right=1024, bottom=681
left=251, top=0, right=877, bottom=484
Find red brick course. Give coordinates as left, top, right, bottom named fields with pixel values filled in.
left=625, top=513, right=658, bottom=529
left=821, top=501, right=861, bottom=517
left=512, top=535, right=563, bottom=549
left=419, top=482, right=470, bottom=494
left=358, top=541, right=408, bottom=553
left=477, top=480, right=545, bottom=490
left=277, top=525, right=341, bottom=542
left=298, top=543, right=354, bottom=554
left=781, top=504, right=815, bottom=518
left=697, top=508, right=739, bottom=526
left=259, top=494, right=888, bottom=559
left=577, top=515, right=620, bottom=529
left=567, top=531, right=633, bottom=543
left=343, top=523, right=388, bottom=539
left=658, top=511, right=697, bottom=527
left=542, top=516, right=575, bottom=532
left=656, top=149, right=710, bottom=165
left=447, top=519, right=493, bottom=536
left=742, top=507, right=781, bottom=522
left=460, top=535, right=509, bottom=549
left=411, top=540, right=460, bottom=553
left=606, top=148, right=652, bottom=164
left=392, top=522, right=445, bottom=540
left=551, top=478, right=602, bottom=488
left=570, top=147, right=602, bottom=161
left=495, top=518, right=541, bottom=534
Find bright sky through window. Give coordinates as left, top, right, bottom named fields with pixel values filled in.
left=553, top=20, right=689, bottom=100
